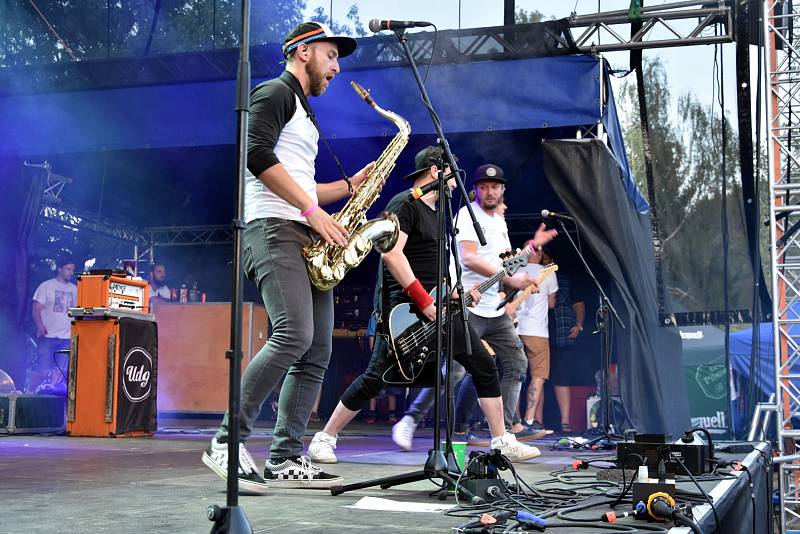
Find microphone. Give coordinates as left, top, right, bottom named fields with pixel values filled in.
left=540, top=209, right=573, bottom=221
left=369, top=18, right=433, bottom=32
left=408, top=180, right=440, bottom=201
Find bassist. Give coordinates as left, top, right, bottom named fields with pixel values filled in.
left=308, top=147, right=542, bottom=464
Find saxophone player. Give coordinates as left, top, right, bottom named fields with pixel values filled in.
left=203, top=21, right=373, bottom=493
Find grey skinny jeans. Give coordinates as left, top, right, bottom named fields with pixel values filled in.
left=215, top=218, right=334, bottom=460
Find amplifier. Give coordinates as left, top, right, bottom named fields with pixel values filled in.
left=77, top=273, right=150, bottom=313
left=616, top=438, right=710, bottom=475
left=0, top=393, right=66, bottom=434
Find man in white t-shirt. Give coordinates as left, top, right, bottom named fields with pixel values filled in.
left=512, top=245, right=558, bottom=431
left=30, top=256, right=77, bottom=394
left=148, top=263, right=171, bottom=306
left=450, top=164, right=557, bottom=441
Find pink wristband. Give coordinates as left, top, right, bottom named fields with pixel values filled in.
left=301, top=203, right=318, bottom=218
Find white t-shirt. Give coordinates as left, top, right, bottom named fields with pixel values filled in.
left=455, top=201, right=511, bottom=318
left=149, top=284, right=171, bottom=301
left=515, top=263, right=558, bottom=337
left=244, top=94, right=319, bottom=223
left=33, top=278, right=77, bottom=340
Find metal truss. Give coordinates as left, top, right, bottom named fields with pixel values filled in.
left=0, top=1, right=732, bottom=97
left=39, top=204, right=148, bottom=246
left=24, top=161, right=71, bottom=205
left=569, top=0, right=733, bottom=53
left=39, top=198, right=232, bottom=250
left=142, top=225, right=233, bottom=247
left=765, top=0, right=800, bottom=531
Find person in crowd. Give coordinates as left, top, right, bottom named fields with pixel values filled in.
left=29, top=256, right=77, bottom=394
left=510, top=245, right=558, bottom=434
left=148, top=263, right=171, bottom=307
left=203, top=21, right=373, bottom=493
left=548, top=262, right=587, bottom=433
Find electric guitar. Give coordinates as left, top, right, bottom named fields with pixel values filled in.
left=385, top=253, right=528, bottom=382
left=507, top=264, right=559, bottom=311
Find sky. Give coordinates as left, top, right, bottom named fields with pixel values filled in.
left=304, top=0, right=742, bottom=126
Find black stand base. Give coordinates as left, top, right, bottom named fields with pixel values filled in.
left=329, top=448, right=479, bottom=503
left=207, top=505, right=253, bottom=534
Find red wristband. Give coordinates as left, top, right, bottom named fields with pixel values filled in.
left=402, top=278, right=433, bottom=311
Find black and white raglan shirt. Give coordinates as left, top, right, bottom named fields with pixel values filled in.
left=244, top=71, right=319, bottom=224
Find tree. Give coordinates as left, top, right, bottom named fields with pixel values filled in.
left=619, top=57, right=758, bottom=313
left=514, top=8, right=546, bottom=24
left=1, top=1, right=308, bottom=66
left=309, top=3, right=367, bottom=37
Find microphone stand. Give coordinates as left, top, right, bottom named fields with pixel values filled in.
left=330, top=27, right=485, bottom=502
left=207, top=0, right=252, bottom=532
left=553, top=217, right=625, bottom=440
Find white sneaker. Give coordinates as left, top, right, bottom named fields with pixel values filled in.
left=491, top=432, right=541, bottom=462
left=308, top=431, right=338, bottom=464
left=392, top=415, right=417, bottom=451
left=202, top=437, right=269, bottom=495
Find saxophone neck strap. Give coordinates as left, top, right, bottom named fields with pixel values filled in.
left=278, top=71, right=352, bottom=193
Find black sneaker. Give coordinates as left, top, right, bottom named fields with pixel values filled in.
left=264, top=456, right=343, bottom=488
left=202, top=437, right=269, bottom=495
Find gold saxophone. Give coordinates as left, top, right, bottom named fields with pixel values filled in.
left=302, top=81, right=409, bottom=291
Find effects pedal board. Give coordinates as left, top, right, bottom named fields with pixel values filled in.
left=616, top=434, right=710, bottom=475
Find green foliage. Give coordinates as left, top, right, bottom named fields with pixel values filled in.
left=514, top=8, right=546, bottom=24
left=309, top=3, right=367, bottom=37
left=0, top=1, right=374, bottom=66
left=1, top=0, right=309, bottom=66
left=619, top=56, right=761, bottom=312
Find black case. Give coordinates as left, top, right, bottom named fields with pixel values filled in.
left=0, top=393, right=66, bottom=434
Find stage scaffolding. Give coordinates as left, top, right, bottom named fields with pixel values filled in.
left=0, top=1, right=732, bottom=96
left=765, top=0, right=800, bottom=531
left=38, top=198, right=231, bottom=273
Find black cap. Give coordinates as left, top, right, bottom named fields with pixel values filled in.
left=283, top=22, right=358, bottom=59
left=472, top=164, right=506, bottom=185
left=401, top=146, right=458, bottom=181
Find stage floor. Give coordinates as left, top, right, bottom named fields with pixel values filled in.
left=0, top=420, right=766, bottom=533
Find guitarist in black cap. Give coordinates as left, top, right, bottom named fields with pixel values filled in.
left=308, top=146, right=543, bottom=465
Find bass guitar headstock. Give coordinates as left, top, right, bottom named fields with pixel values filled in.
left=499, top=251, right=529, bottom=276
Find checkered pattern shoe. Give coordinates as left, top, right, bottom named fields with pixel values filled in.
left=202, top=437, right=269, bottom=495
left=264, top=456, right=343, bottom=488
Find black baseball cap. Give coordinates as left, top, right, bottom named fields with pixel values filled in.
left=472, top=164, right=506, bottom=185
left=283, top=22, right=358, bottom=59
left=401, top=146, right=458, bottom=181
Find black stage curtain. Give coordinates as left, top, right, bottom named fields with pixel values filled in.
left=543, top=139, right=690, bottom=437
left=0, top=158, right=40, bottom=386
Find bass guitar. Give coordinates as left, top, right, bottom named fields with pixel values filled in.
left=386, top=253, right=528, bottom=382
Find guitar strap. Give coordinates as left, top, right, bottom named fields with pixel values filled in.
left=277, top=72, right=353, bottom=193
